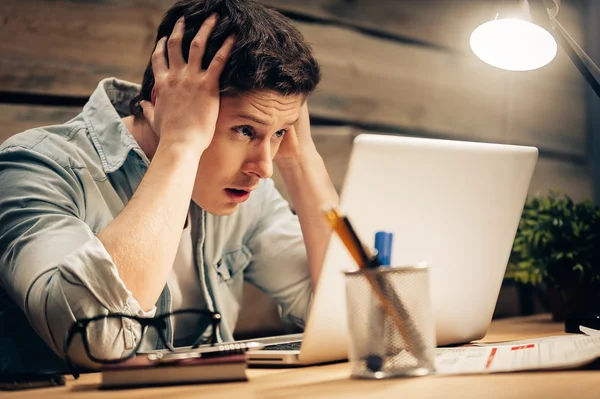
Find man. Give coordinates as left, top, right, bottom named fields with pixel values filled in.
left=0, top=0, right=338, bottom=373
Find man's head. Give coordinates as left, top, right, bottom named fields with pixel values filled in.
left=130, top=0, right=321, bottom=215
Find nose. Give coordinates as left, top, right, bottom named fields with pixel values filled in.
left=242, top=140, right=273, bottom=179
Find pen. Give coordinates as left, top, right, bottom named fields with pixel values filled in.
left=147, top=342, right=264, bottom=363
left=371, top=231, right=393, bottom=370
left=374, top=231, right=393, bottom=267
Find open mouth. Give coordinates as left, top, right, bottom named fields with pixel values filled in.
left=226, top=188, right=249, bottom=195
left=225, top=188, right=251, bottom=203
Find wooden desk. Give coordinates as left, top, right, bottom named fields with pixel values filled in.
left=4, top=314, right=599, bottom=399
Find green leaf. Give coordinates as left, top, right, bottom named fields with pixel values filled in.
left=507, top=190, right=600, bottom=290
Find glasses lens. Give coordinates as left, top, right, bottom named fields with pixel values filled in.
left=168, top=310, right=216, bottom=347
left=84, top=315, right=144, bottom=362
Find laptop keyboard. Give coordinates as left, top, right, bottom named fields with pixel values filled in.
left=261, top=341, right=302, bottom=351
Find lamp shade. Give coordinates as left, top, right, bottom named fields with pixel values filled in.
left=470, top=18, right=558, bottom=71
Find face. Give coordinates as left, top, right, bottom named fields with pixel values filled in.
left=192, top=90, right=303, bottom=215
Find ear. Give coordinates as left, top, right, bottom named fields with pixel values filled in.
left=151, top=86, right=156, bottom=105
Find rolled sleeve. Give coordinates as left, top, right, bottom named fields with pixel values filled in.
left=0, top=146, right=153, bottom=368
left=244, top=179, right=313, bottom=328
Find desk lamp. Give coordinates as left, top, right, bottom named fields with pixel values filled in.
left=470, top=0, right=600, bottom=98
left=471, top=0, right=600, bottom=332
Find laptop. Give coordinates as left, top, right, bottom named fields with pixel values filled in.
left=245, top=134, right=538, bottom=366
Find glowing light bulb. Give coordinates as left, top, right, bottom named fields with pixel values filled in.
left=470, top=18, right=558, bottom=71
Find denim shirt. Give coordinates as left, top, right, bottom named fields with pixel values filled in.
left=0, top=78, right=312, bottom=373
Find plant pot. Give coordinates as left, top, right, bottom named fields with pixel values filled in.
left=547, top=285, right=600, bottom=322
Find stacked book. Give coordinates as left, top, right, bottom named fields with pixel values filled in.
left=101, top=344, right=257, bottom=389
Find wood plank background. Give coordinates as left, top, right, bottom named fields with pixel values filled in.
left=272, top=127, right=593, bottom=205
left=0, top=0, right=595, bottom=323
left=0, top=0, right=592, bottom=189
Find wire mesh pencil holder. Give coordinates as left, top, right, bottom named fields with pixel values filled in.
left=344, top=265, right=436, bottom=379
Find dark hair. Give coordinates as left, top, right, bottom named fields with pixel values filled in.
left=130, top=0, right=321, bottom=116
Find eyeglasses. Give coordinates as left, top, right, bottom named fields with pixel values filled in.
left=63, top=309, right=221, bottom=378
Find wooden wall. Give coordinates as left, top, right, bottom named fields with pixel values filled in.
left=0, top=0, right=593, bottom=202
left=0, top=0, right=594, bottom=323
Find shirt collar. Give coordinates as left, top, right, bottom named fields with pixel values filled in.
left=83, top=77, right=150, bottom=173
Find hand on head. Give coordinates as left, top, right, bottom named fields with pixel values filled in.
left=140, top=14, right=236, bottom=151
left=274, top=101, right=318, bottom=168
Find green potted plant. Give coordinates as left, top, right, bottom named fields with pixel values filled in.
left=506, top=191, right=600, bottom=321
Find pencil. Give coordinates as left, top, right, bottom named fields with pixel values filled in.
left=324, top=208, right=379, bottom=269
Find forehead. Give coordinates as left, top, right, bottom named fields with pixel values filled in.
left=221, top=90, right=304, bottom=117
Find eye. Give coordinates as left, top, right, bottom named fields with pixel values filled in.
left=274, top=129, right=287, bottom=139
left=233, top=125, right=254, bottom=138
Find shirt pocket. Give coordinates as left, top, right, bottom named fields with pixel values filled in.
left=215, top=245, right=252, bottom=282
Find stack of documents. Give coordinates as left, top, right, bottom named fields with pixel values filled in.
left=435, top=327, right=600, bottom=375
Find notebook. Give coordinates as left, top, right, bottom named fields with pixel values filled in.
left=101, top=352, right=247, bottom=388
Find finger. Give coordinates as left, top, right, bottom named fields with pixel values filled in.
left=188, top=13, right=219, bottom=71
left=205, top=34, right=237, bottom=81
left=294, top=101, right=309, bottom=130
left=139, top=100, right=157, bottom=134
left=151, top=37, right=168, bottom=77
left=167, top=16, right=186, bottom=69
left=299, top=101, right=309, bottom=122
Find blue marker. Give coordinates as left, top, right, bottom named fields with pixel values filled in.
left=370, top=231, right=394, bottom=370
left=374, top=231, right=393, bottom=267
